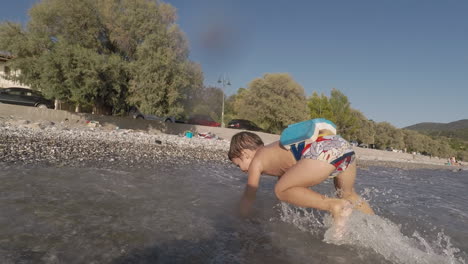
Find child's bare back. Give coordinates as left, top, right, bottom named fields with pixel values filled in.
left=252, top=141, right=297, bottom=177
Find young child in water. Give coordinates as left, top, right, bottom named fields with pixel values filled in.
left=228, top=131, right=374, bottom=228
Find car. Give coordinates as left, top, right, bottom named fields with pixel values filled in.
left=0, top=87, right=54, bottom=109
left=228, top=119, right=264, bottom=131
left=186, top=114, right=221, bottom=127
left=128, top=106, right=184, bottom=123
left=358, top=143, right=369, bottom=148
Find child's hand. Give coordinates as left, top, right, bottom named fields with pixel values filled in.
left=239, top=205, right=251, bottom=218
left=238, top=183, right=258, bottom=218
left=239, top=197, right=253, bottom=218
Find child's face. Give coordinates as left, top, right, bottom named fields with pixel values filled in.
left=231, top=151, right=254, bottom=173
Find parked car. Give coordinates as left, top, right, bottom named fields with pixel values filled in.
left=128, top=106, right=184, bottom=123
left=0, top=87, right=54, bottom=109
left=228, top=119, right=264, bottom=132
left=186, top=114, right=221, bottom=127
left=358, top=143, right=369, bottom=148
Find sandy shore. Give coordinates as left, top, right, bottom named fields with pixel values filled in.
left=1, top=113, right=465, bottom=172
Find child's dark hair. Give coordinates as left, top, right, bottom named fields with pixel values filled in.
left=228, top=131, right=264, bottom=160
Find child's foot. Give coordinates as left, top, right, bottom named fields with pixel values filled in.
left=330, top=200, right=353, bottom=239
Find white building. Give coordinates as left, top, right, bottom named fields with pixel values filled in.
left=0, top=52, right=29, bottom=89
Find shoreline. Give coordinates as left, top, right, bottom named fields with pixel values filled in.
left=1, top=116, right=465, bottom=172
left=0, top=118, right=229, bottom=169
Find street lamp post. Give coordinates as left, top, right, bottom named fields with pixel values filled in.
left=217, top=74, right=231, bottom=128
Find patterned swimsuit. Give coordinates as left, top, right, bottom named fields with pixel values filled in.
left=301, top=135, right=355, bottom=177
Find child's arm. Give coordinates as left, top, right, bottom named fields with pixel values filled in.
left=239, top=161, right=262, bottom=217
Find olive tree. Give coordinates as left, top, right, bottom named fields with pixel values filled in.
left=234, top=73, right=309, bottom=134
left=0, top=0, right=202, bottom=115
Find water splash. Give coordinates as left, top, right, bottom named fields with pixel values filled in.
left=324, top=212, right=465, bottom=264
left=277, top=202, right=326, bottom=236
left=278, top=202, right=465, bottom=264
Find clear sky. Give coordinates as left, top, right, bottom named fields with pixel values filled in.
left=2, top=0, right=467, bottom=128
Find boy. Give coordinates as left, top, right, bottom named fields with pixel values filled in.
left=228, top=131, right=374, bottom=228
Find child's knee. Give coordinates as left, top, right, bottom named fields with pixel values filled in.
left=274, top=184, right=287, bottom=201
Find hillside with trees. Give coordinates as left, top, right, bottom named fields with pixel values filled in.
left=404, top=120, right=468, bottom=141
left=224, top=77, right=467, bottom=161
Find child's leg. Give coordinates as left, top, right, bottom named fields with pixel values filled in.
left=274, top=159, right=351, bottom=219
left=333, top=162, right=374, bottom=215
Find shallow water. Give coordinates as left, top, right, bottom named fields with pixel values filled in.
left=0, top=161, right=466, bottom=264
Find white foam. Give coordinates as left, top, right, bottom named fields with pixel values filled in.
left=332, top=211, right=463, bottom=263
left=277, top=202, right=465, bottom=264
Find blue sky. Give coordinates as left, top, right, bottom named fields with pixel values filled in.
left=2, top=0, right=467, bottom=128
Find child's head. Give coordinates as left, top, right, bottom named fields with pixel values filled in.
left=228, top=132, right=264, bottom=171
left=228, top=132, right=264, bottom=160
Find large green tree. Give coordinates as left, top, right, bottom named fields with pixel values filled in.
left=402, top=130, right=421, bottom=152
left=307, top=88, right=360, bottom=140
left=308, top=92, right=334, bottom=120
left=328, top=88, right=360, bottom=139
left=374, top=122, right=396, bottom=149
left=234, top=73, right=309, bottom=134
left=359, top=119, right=376, bottom=146
left=0, top=0, right=202, bottom=115
left=350, top=110, right=375, bottom=144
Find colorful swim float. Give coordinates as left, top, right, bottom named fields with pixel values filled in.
left=280, top=118, right=337, bottom=160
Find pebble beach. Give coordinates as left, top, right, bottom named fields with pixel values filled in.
left=0, top=117, right=230, bottom=169
left=0, top=114, right=463, bottom=171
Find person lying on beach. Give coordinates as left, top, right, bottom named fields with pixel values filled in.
left=228, top=131, right=374, bottom=231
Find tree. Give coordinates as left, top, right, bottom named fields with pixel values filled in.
left=361, top=119, right=376, bottom=146
left=391, top=129, right=405, bottom=150
left=223, top=88, right=247, bottom=125
left=351, top=111, right=375, bottom=145
left=234, top=73, right=309, bottom=134
left=374, top=122, right=396, bottom=149
left=0, top=0, right=201, bottom=115
left=187, top=86, right=224, bottom=121
left=37, top=42, right=129, bottom=114
left=308, top=92, right=334, bottom=120
left=127, top=13, right=203, bottom=116
left=403, top=130, right=425, bottom=152
left=327, top=88, right=360, bottom=140
left=228, top=87, right=248, bottom=118
left=434, top=138, right=455, bottom=158
left=457, top=150, right=468, bottom=162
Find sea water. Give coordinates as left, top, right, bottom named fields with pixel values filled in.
left=0, top=161, right=466, bottom=264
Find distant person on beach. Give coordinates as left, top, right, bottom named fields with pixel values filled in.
left=228, top=131, right=374, bottom=232
left=448, top=156, right=459, bottom=166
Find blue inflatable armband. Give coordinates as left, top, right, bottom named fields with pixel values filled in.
left=280, top=118, right=337, bottom=160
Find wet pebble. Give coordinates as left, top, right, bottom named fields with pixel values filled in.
left=0, top=118, right=458, bottom=171
left=0, top=119, right=230, bottom=169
